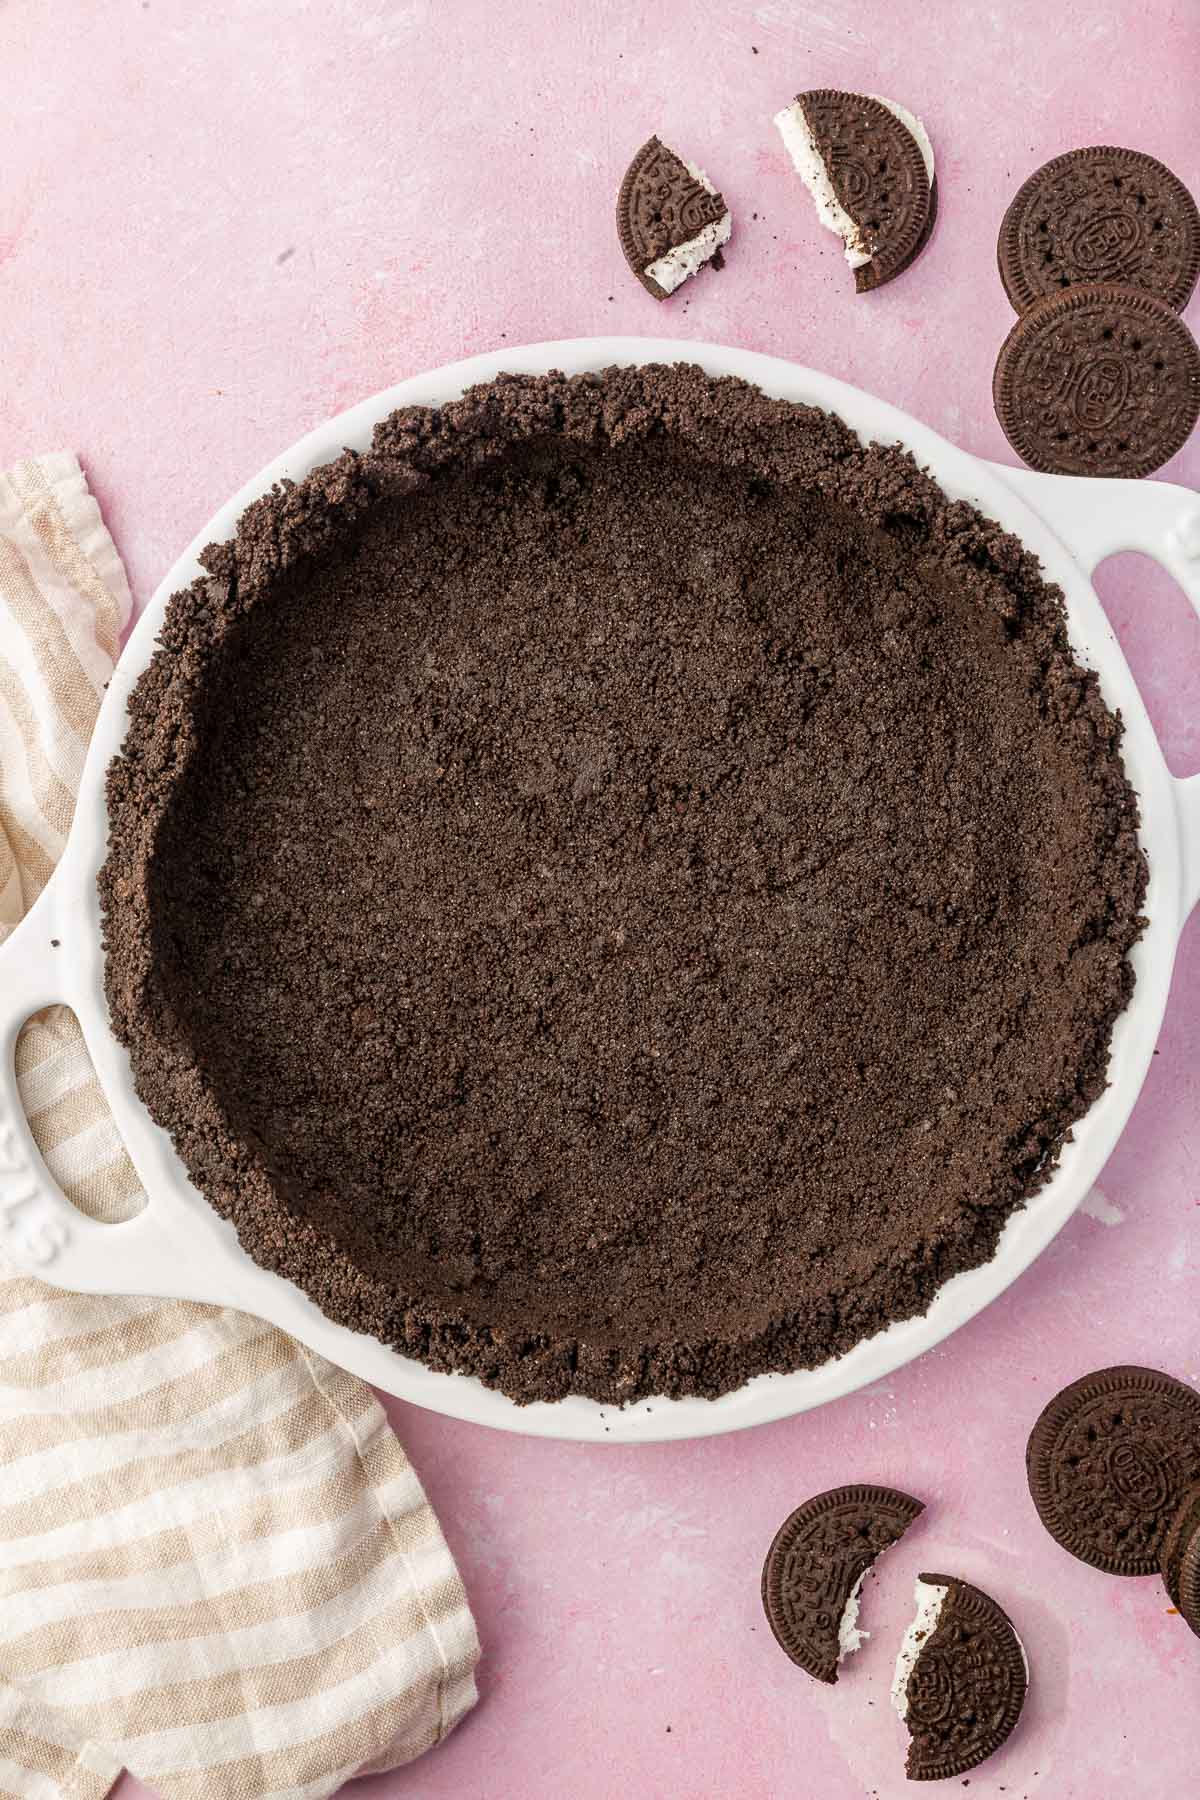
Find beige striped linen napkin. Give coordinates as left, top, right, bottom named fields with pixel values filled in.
left=0, top=455, right=479, bottom=1799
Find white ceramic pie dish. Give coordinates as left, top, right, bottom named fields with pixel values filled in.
left=1, top=337, right=1198, bottom=1443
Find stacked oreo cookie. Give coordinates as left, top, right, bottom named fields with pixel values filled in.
left=1027, top=1364, right=1200, bottom=1641
left=992, top=147, right=1200, bottom=476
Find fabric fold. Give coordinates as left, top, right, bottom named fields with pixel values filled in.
left=0, top=454, right=478, bottom=1800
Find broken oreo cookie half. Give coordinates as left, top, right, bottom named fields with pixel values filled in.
left=892, top=1573, right=1028, bottom=1782
left=616, top=136, right=731, bottom=300
left=774, top=88, right=935, bottom=291
left=761, top=1483, right=924, bottom=1683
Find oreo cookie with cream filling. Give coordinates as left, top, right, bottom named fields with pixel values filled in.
left=616, top=136, right=731, bottom=301
left=892, top=1573, right=1028, bottom=1782
left=774, top=89, right=934, bottom=291
left=761, top=1483, right=924, bottom=1683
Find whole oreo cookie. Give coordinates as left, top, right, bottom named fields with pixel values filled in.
left=616, top=136, right=731, bottom=301
left=761, top=1483, right=924, bottom=1683
left=1160, top=1482, right=1200, bottom=1636
left=993, top=284, right=1200, bottom=477
left=1027, top=1365, right=1200, bottom=1574
left=999, top=146, right=1200, bottom=314
left=894, top=1574, right=1028, bottom=1783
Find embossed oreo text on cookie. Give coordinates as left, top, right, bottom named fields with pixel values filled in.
left=999, top=146, right=1200, bottom=313
left=832, top=151, right=872, bottom=209
left=993, top=284, right=1200, bottom=477
left=1073, top=210, right=1141, bottom=277
left=1107, top=1434, right=1172, bottom=1511
left=1027, top=1365, right=1200, bottom=1574
left=907, top=1646, right=955, bottom=1727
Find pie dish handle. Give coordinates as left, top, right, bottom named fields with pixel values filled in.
left=986, top=463, right=1200, bottom=921
left=0, top=878, right=181, bottom=1292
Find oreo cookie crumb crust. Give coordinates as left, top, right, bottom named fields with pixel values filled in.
left=100, top=364, right=1146, bottom=1406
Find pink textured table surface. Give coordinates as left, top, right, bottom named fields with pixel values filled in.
left=4, top=2, right=1199, bottom=1795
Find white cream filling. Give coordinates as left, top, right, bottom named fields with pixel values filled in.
left=644, top=158, right=731, bottom=295
left=1015, top=1628, right=1030, bottom=1683
left=774, top=94, right=935, bottom=271
left=837, top=1569, right=869, bottom=1659
left=870, top=95, right=935, bottom=186
left=838, top=1530, right=911, bottom=1664
left=890, top=1578, right=948, bottom=1719
left=645, top=210, right=731, bottom=293
left=774, top=101, right=870, bottom=269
